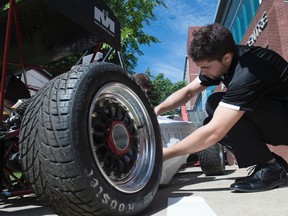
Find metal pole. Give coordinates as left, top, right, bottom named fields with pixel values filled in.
left=0, top=0, right=15, bottom=122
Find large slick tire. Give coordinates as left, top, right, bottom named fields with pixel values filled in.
left=35, top=62, right=162, bottom=216
left=197, top=143, right=225, bottom=176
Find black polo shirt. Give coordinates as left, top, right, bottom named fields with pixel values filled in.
left=198, top=45, right=288, bottom=112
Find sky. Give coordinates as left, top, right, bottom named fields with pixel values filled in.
left=134, top=0, right=219, bottom=82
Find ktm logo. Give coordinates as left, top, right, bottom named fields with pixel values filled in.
left=94, top=6, right=115, bottom=34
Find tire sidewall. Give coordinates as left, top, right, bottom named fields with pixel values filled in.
left=70, top=63, right=162, bottom=215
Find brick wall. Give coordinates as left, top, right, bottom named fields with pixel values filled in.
left=240, top=0, right=288, bottom=61
left=186, top=26, right=202, bottom=110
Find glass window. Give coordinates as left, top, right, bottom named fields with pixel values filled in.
left=223, top=0, right=240, bottom=28
left=223, top=0, right=260, bottom=44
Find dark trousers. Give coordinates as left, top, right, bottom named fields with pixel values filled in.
left=205, top=92, right=288, bottom=168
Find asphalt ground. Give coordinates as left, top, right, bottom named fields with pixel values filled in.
left=1, top=165, right=288, bottom=216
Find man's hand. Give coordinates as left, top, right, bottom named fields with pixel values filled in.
left=161, top=105, right=245, bottom=161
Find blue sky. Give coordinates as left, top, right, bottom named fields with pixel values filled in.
left=134, top=0, right=219, bottom=82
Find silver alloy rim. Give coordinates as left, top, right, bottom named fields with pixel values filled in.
left=88, top=82, right=156, bottom=193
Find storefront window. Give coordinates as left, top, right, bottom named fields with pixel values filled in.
left=223, top=0, right=260, bottom=44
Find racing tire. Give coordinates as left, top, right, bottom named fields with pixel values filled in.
left=19, top=80, right=55, bottom=204
left=32, top=62, right=162, bottom=216
left=197, top=143, right=225, bottom=176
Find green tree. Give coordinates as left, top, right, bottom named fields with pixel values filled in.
left=145, top=71, right=187, bottom=114
left=0, top=0, right=22, bottom=12
left=106, top=0, right=166, bottom=72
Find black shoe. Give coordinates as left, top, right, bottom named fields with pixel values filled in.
left=234, top=176, right=248, bottom=183
left=272, top=153, right=288, bottom=172
left=234, top=154, right=288, bottom=183
left=230, top=161, right=288, bottom=192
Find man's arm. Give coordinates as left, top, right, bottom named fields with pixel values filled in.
left=163, top=105, right=245, bottom=160
left=154, top=78, right=206, bottom=115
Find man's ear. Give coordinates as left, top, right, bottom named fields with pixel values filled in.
left=222, top=53, right=233, bottom=64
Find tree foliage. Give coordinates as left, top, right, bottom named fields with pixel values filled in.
left=106, top=0, right=166, bottom=72
left=144, top=70, right=187, bottom=114
left=0, top=0, right=22, bottom=12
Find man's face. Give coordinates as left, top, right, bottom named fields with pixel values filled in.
left=195, top=54, right=231, bottom=80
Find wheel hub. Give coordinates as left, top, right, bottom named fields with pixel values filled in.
left=107, top=121, right=130, bottom=156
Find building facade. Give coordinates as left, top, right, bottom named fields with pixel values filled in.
left=184, top=0, right=288, bottom=159
left=215, top=0, right=288, bottom=60
left=184, top=26, right=201, bottom=111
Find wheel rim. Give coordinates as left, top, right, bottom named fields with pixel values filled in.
left=88, top=82, right=156, bottom=193
left=219, top=144, right=225, bottom=169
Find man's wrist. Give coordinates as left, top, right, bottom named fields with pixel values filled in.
left=154, top=106, right=161, bottom=115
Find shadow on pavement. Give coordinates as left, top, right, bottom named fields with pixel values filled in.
left=0, top=195, right=54, bottom=216
left=139, top=167, right=237, bottom=216
left=0, top=168, right=238, bottom=216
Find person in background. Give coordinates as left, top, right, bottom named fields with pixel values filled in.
left=133, top=73, right=152, bottom=93
left=154, top=23, right=288, bottom=192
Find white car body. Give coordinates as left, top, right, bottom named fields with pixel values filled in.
left=158, top=116, right=196, bottom=184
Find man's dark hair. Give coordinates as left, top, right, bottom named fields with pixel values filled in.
left=133, top=73, right=152, bottom=92
left=189, top=23, right=236, bottom=62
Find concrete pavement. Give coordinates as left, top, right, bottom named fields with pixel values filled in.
left=1, top=165, right=288, bottom=216
left=142, top=165, right=288, bottom=216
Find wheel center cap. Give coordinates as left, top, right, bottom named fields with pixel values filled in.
left=108, top=122, right=130, bottom=155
